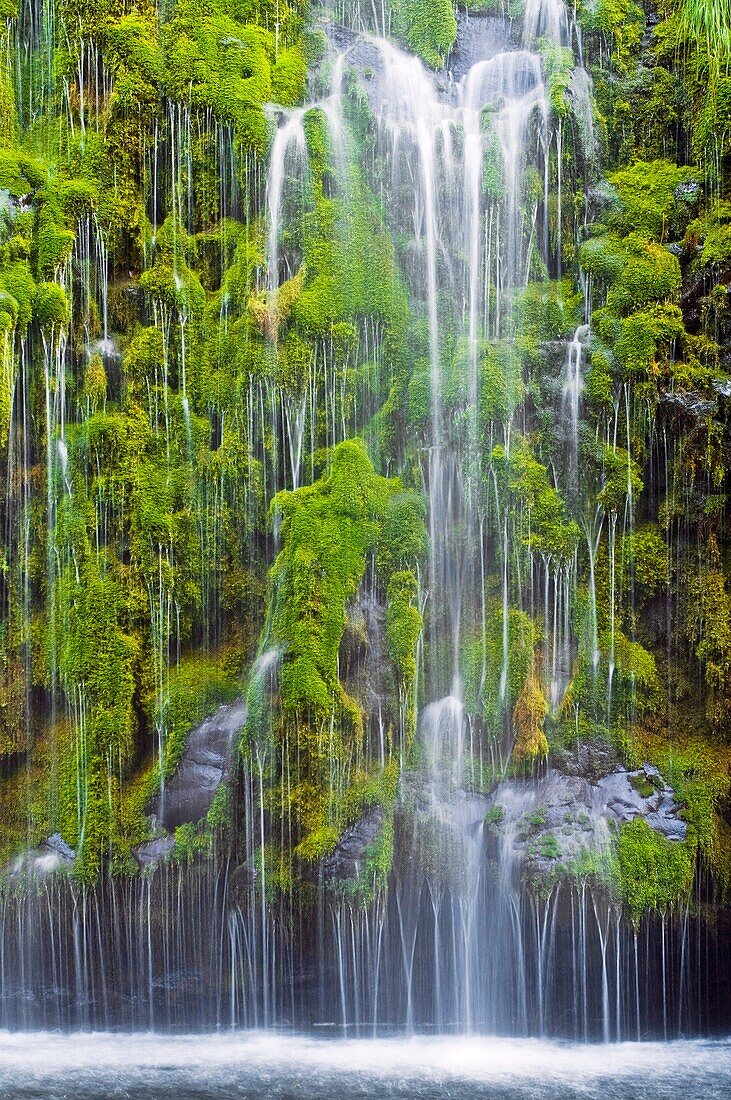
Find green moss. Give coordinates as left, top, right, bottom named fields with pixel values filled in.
left=378, top=490, right=428, bottom=576
left=394, top=0, right=457, bottom=69
left=34, top=282, right=69, bottom=328
left=479, top=342, right=524, bottom=423
left=484, top=804, right=505, bottom=830
left=462, top=602, right=538, bottom=734
left=607, top=161, right=697, bottom=241
left=496, top=439, right=580, bottom=560
left=386, top=570, right=422, bottom=696
left=268, top=439, right=393, bottom=716
left=173, top=822, right=208, bottom=862
left=271, top=45, right=307, bottom=107
left=515, top=279, right=582, bottom=347
left=293, top=117, right=409, bottom=337
left=1, top=262, right=36, bottom=332
left=539, top=43, right=575, bottom=120
left=629, top=773, right=655, bottom=799
left=622, top=525, right=668, bottom=596
left=613, top=303, right=685, bottom=377
left=539, top=833, right=562, bottom=859
left=596, top=444, right=642, bottom=513
left=0, top=150, right=44, bottom=197
left=294, top=824, right=340, bottom=861
left=614, top=818, right=695, bottom=921
left=684, top=537, right=731, bottom=729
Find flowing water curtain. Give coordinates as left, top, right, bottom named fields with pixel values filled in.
left=0, top=0, right=730, bottom=1038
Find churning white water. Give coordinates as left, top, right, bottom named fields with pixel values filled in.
left=0, top=1032, right=728, bottom=1099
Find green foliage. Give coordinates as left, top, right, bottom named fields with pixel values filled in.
left=462, top=603, right=538, bottom=733
left=293, top=122, right=408, bottom=337
left=478, top=342, right=525, bottom=423
left=484, top=804, right=505, bottom=828
left=539, top=833, right=561, bottom=859
left=612, top=303, right=686, bottom=380
left=34, top=282, right=69, bottom=328
left=676, top=0, right=731, bottom=87
left=294, top=824, right=340, bottom=861
left=539, top=42, right=574, bottom=120
left=515, top=279, right=582, bottom=347
left=272, top=45, right=307, bottom=107
left=378, top=491, right=428, bottom=576
left=684, top=537, right=731, bottom=727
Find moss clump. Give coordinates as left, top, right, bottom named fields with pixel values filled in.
left=539, top=833, right=561, bottom=859
left=34, top=282, right=69, bottom=328
left=614, top=818, right=695, bottom=922
left=479, top=342, right=524, bottom=424
left=256, top=439, right=425, bottom=879
left=596, top=444, right=643, bottom=513
left=684, top=535, right=731, bottom=729
left=495, top=439, right=580, bottom=560
left=394, top=0, right=457, bottom=69
left=622, top=525, right=668, bottom=597
left=515, top=278, right=582, bottom=348
left=269, top=439, right=393, bottom=716
left=386, top=570, right=422, bottom=725
left=629, top=773, right=656, bottom=799
left=271, top=45, right=307, bottom=107
left=294, top=824, right=340, bottom=862
left=484, top=804, right=505, bottom=831
left=512, top=665, right=549, bottom=763
left=462, top=603, right=538, bottom=736
left=606, top=161, right=697, bottom=242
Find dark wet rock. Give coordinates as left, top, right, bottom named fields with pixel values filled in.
left=320, top=804, right=385, bottom=881
left=342, top=594, right=389, bottom=728
left=41, top=834, right=76, bottom=862
left=484, top=758, right=687, bottom=888
left=712, top=377, right=731, bottom=399
left=149, top=700, right=247, bottom=830
left=228, top=860, right=258, bottom=903
left=555, top=738, right=620, bottom=781
left=4, top=834, right=76, bottom=878
left=132, top=835, right=175, bottom=867
left=659, top=390, right=717, bottom=420
left=681, top=269, right=707, bottom=332
left=598, top=763, right=687, bottom=841
left=451, top=14, right=511, bottom=80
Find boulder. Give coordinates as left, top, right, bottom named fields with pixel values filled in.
left=132, top=835, right=175, bottom=867
left=150, top=700, right=247, bottom=830
left=4, top=834, right=75, bottom=879
left=320, top=805, right=385, bottom=882
left=483, top=755, right=687, bottom=888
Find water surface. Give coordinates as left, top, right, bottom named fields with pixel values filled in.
left=0, top=1032, right=729, bottom=1099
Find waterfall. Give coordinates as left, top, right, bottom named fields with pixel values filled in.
left=0, top=0, right=729, bottom=1045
